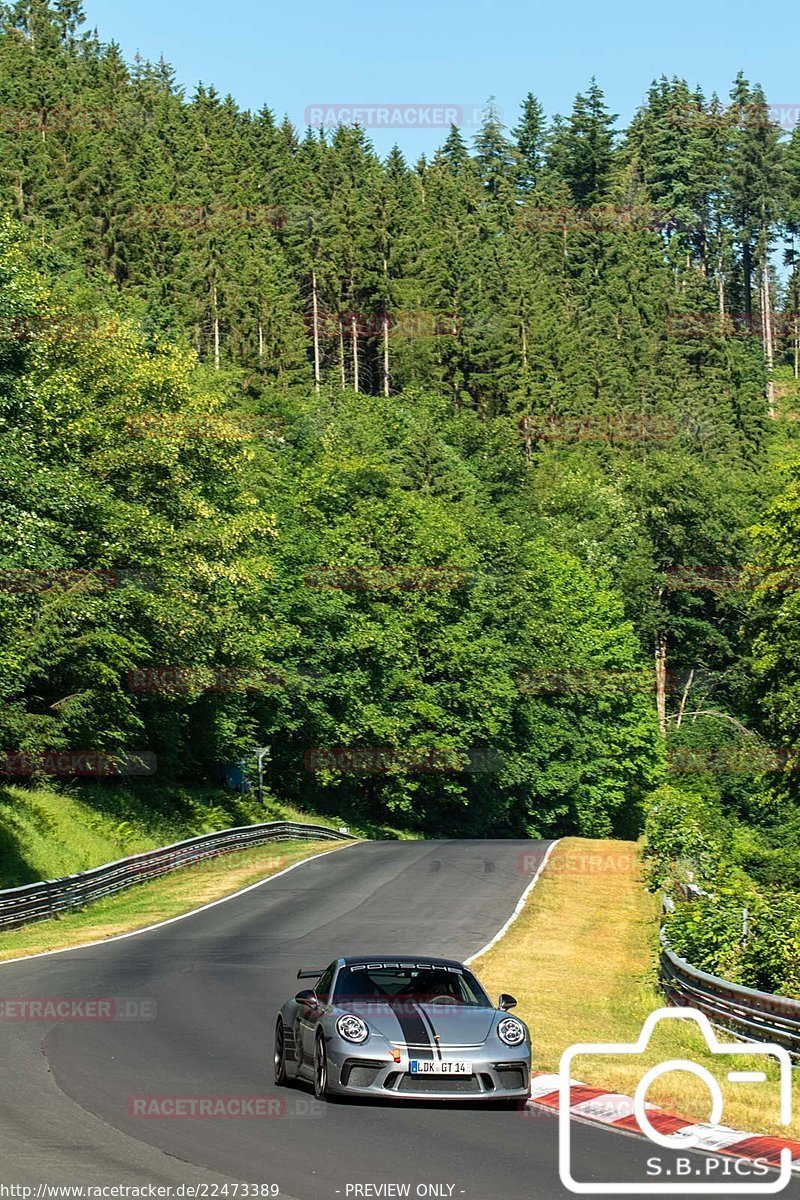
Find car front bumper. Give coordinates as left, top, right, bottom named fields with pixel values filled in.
left=325, top=1042, right=531, bottom=1100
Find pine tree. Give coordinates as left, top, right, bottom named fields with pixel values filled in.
left=473, top=97, right=517, bottom=201
left=553, top=78, right=617, bottom=207
left=437, top=124, right=471, bottom=175
left=513, top=91, right=546, bottom=191
left=726, top=75, right=784, bottom=329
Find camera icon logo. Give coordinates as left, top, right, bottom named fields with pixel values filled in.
left=559, top=1007, right=793, bottom=1194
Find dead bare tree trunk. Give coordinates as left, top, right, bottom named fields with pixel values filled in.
left=338, top=320, right=346, bottom=389
left=382, top=310, right=390, bottom=397
left=762, top=266, right=775, bottom=418
left=676, top=668, right=694, bottom=729
left=519, top=414, right=532, bottom=463
left=258, top=320, right=264, bottom=361
left=382, top=255, right=391, bottom=398
left=655, top=627, right=668, bottom=739
left=212, top=280, right=220, bottom=371
left=743, top=242, right=753, bottom=328
left=351, top=312, right=359, bottom=393
left=311, top=268, right=321, bottom=393
left=793, top=244, right=800, bottom=380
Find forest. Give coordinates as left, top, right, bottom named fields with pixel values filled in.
left=0, top=0, right=799, bottom=914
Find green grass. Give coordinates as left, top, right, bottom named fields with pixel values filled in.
left=474, top=837, right=800, bottom=1140
left=0, top=780, right=374, bottom=891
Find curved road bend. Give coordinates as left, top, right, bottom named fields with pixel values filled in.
left=1, top=840, right=793, bottom=1200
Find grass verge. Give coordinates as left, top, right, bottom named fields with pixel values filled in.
left=0, top=838, right=351, bottom=962
left=0, top=779, right=393, bottom=892
left=473, top=836, right=800, bottom=1139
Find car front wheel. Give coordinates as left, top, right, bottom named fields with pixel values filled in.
left=313, top=1033, right=331, bottom=1099
left=274, top=1019, right=289, bottom=1086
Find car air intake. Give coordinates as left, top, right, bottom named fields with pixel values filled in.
left=495, top=1066, right=525, bottom=1090
left=342, top=1060, right=385, bottom=1088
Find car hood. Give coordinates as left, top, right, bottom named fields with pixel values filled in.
left=336, top=1001, right=499, bottom=1046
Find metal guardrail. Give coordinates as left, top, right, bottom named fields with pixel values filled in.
left=0, top=820, right=352, bottom=932
left=660, top=931, right=800, bottom=1057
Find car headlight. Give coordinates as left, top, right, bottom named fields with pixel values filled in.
left=497, top=1017, right=525, bottom=1046
left=337, top=1014, right=369, bottom=1043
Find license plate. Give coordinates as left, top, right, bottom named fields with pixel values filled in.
left=409, top=1060, right=472, bottom=1075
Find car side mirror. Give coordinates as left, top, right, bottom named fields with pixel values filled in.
left=498, top=993, right=517, bottom=1011
left=295, top=988, right=318, bottom=1008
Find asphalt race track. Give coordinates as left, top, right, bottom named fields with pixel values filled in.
left=1, top=839, right=796, bottom=1200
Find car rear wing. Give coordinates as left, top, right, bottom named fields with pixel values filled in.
left=297, top=968, right=325, bottom=979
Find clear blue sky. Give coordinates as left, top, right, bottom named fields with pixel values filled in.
left=82, top=0, right=797, bottom=161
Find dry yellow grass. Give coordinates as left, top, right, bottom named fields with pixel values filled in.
left=0, top=839, right=352, bottom=961
left=474, top=837, right=799, bottom=1139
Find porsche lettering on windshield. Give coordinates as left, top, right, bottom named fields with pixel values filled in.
left=332, top=964, right=490, bottom=1007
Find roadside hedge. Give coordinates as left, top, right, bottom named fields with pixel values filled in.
left=643, top=784, right=800, bottom=995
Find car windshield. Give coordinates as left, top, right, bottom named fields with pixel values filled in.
left=332, top=962, right=490, bottom=1007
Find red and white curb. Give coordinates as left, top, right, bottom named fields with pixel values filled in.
left=528, top=1072, right=800, bottom=1173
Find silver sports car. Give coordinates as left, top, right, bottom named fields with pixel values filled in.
left=274, top=955, right=530, bottom=1104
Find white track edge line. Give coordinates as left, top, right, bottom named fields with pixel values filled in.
left=465, top=838, right=561, bottom=964
left=0, top=839, right=362, bottom=967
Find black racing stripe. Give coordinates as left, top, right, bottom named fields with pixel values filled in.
left=416, top=1006, right=442, bottom=1062
left=394, top=1002, right=434, bottom=1060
